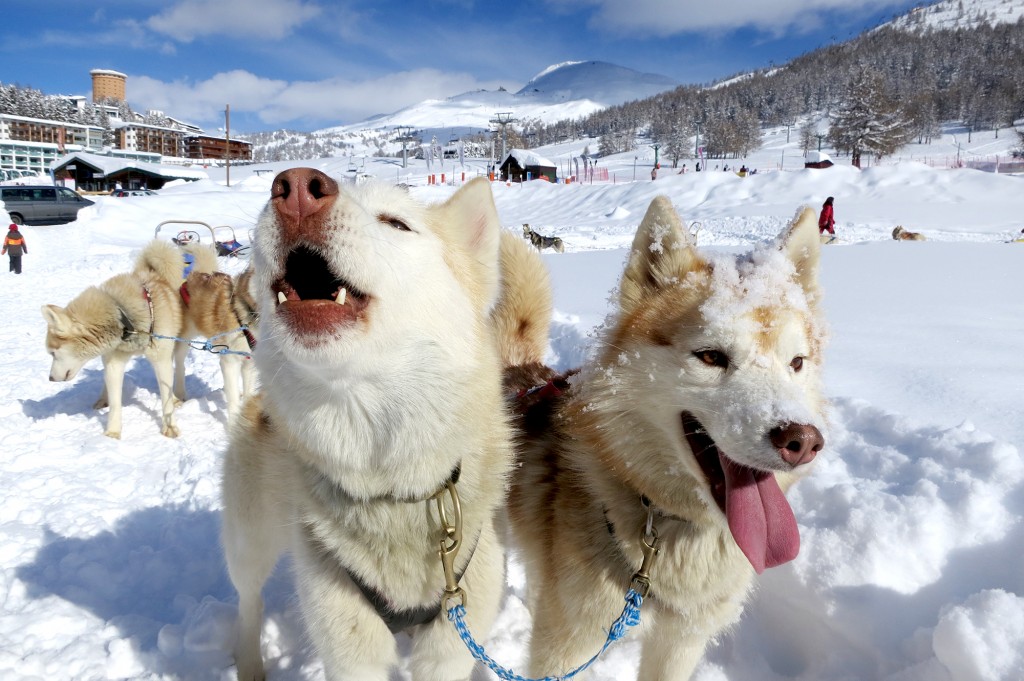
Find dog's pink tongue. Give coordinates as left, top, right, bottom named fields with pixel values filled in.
left=722, top=456, right=800, bottom=574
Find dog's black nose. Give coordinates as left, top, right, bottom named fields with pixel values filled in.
left=770, top=423, right=824, bottom=467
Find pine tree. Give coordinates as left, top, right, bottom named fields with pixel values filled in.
left=827, top=71, right=914, bottom=168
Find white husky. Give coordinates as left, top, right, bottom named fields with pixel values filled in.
left=221, top=170, right=551, bottom=681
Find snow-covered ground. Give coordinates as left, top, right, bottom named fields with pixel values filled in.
left=0, top=152, right=1021, bottom=680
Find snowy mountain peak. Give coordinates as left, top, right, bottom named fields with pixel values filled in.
left=514, top=60, right=678, bottom=106
left=315, top=60, right=677, bottom=139
left=527, top=60, right=586, bottom=82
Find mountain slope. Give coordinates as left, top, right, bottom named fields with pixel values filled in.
left=514, top=60, right=679, bottom=104
left=887, top=0, right=1024, bottom=31
left=317, top=60, right=678, bottom=135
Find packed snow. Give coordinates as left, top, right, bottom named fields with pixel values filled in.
left=0, top=146, right=1021, bottom=680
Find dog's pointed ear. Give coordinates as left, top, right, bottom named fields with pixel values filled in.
left=777, top=206, right=821, bottom=300
left=41, top=304, right=71, bottom=334
left=440, top=177, right=502, bottom=310
left=620, top=196, right=706, bottom=314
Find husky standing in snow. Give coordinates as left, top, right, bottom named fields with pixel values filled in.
left=507, top=198, right=828, bottom=680
left=220, top=170, right=552, bottom=681
left=42, top=240, right=219, bottom=438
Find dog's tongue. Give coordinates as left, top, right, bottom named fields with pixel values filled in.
left=722, top=456, right=800, bottom=574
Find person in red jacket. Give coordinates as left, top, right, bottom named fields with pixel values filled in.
left=2, top=223, right=27, bottom=274
left=818, top=196, right=836, bottom=236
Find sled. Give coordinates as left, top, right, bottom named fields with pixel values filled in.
left=212, top=225, right=247, bottom=257
left=689, top=221, right=703, bottom=244
left=154, top=220, right=249, bottom=257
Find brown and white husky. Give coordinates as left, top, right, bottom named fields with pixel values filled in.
left=508, top=197, right=829, bottom=680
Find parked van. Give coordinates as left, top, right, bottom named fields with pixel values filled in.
left=1, top=185, right=95, bottom=225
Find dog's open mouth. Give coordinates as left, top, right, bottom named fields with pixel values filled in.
left=271, top=245, right=370, bottom=336
left=680, top=411, right=800, bottom=574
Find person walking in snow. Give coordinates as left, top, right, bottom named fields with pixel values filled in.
left=3, top=223, right=27, bottom=274
left=818, top=197, right=836, bottom=236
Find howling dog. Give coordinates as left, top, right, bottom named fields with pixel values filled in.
left=892, top=225, right=926, bottom=241
left=221, top=170, right=551, bottom=681
left=523, top=223, right=565, bottom=253
left=507, top=198, right=828, bottom=680
left=42, top=240, right=218, bottom=438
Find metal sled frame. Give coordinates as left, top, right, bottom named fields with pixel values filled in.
left=154, top=220, right=248, bottom=256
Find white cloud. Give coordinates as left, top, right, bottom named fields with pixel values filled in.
left=127, top=69, right=505, bottom=129
left=146, top=0, right=321, bottom=41
left=557, top=0, right=913, bottom=36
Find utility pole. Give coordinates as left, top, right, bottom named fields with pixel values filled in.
left=489, top=112, right=516, bottom=169
left=225, top=104, right=231, bottom=187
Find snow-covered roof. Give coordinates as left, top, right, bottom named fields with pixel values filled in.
left=50, top=151, right=208, bottom=180
left=805, top=151, right=833, bottom=164
left=503, top=148, right=556, bottom=168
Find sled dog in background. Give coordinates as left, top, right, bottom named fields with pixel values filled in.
left=508, top=198, right=828, bottom=680
left=892, top=225, right=926, bottom=241
left=42, top=240, right=218, bottom=438
left=221, top=170, right=552, bottom=681
left=523, top=223, right=565, bottom=253
left=177, top=264, right=259, bottom=421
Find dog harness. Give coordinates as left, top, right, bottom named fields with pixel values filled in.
left=230, top=290, right=258, bottom=351
left=118, top=285, right=155, bottom=344
left=304, top=464, right=475, bottom=633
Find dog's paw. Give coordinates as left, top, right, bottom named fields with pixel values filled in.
left=172, top=397, right=185, bottom=410
left=162, top=424, right=181, bottom=438
left=93, top=398, right=109, bottom=409
left=104, top=429, right=121, bottom=439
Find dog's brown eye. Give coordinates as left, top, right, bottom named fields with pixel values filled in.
left=695, top=350, right=729, bottom=369
left=790, top=356, right=804, bottom=372
left=379, top=214, right=410, bottom=232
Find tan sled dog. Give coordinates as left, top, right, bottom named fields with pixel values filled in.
left=892, top=225, right=926, bottom=241
left=178, top=265, right=259, bottom=420
left=42, top=240, right=217, bottom=438
left=221, top=170, right=551, bottom=681
left=508, top=198, right=828, bottom=680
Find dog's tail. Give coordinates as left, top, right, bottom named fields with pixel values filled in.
left=180, top=241, right=219, bottom=275
left=135, top=239, right=218, bottom=285
left=491, top=229, right=552, bottom=368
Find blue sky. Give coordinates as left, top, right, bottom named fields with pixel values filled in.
left=3, top=0, right=925, bottom=133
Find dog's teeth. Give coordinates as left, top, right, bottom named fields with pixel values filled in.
left=336, top=288, right=347, bottom=305
left=277, top=291, right=287, bottom=304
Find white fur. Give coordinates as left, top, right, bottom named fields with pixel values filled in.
left=223, top=175, right=517, bottom=681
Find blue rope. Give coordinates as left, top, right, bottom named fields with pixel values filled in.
left=446, top=588, right=643, bottom=681
left=148, top=327, right=253, bottom=358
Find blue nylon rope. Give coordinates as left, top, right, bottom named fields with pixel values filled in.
left=446, top=588, right=643, bottom=681
left=148, top=327, right=253, bottom=358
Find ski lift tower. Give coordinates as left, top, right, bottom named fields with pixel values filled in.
left=395, top=126, right=417, bottom=169
left=490, top=112, right=516, bottom=166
